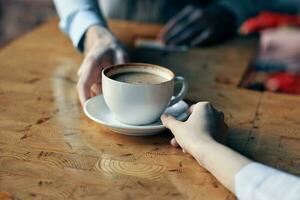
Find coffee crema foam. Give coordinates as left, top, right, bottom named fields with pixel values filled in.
left=111, top=72, right=168, bottom=84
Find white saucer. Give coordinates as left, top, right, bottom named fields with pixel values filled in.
left=83, top=95, right=189, bottom=136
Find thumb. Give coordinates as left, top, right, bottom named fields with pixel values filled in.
left=161, top=114, right=181, bottom=130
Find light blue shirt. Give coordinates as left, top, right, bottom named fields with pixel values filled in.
left=53, top=0, right=300, bottom=51
left=53, top=0, right=107, bottom=51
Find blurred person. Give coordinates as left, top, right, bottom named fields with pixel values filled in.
left=161, top=102, right=300, bottom=200
left=257, top=28, right=300, bottom=73
left=250, top=28, right=300, bottom=94
left=53, top=0, right=300, bottom=106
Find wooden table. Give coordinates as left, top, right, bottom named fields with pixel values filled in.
left=0, top=18, right=300, bottom=200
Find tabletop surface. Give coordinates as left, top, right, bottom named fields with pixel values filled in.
left=0, top=18, right=300, bottom=200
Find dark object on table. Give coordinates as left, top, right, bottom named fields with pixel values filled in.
left=247, top=82, right=266, bottom=92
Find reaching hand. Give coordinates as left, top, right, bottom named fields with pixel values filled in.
left=158, top=5, right=236, bottom=47
left=161, top=102, right=227, bottom=155
left=77, top=25, right=127, bottom=106
left=162, top=102, right=253, bottom=194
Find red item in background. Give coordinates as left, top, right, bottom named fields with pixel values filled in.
left=240, top=12, right=300, bottom=35
left=266, top=73, right=300, bottom=94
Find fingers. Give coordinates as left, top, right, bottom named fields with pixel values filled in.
left=158, top=6, right=195, bottom=40
left=167, top=26, right=203, bottom=46
left=76, top=62, right=94, bottom=106
left=170, top=137, right=180, bottom=147
left=170, top=138, right=186, bottom=153
left=78, top=47, right=125, bottom=103
left=162, top=9, right=204, bottom=45
left=190, top=29, right=212, bottom=47
left=77, top=32, right=128, bottom=106
left=186, top=102, right=216, bottom=118
left=91, top=82, right=102, bottom=97
left=77, top=56, right=94, bottom=77
left=187, top=104, right=196, bottom=115
left=161, top=114, right=182, bottom=130
left=76, top=81, right=91, bottom=106
left=76, top=52, right=109, bottom=106
left=163, top=13, right=203, bottom=44
left=187, top=101, right=221, bottom=122
left=189, top=101, right=211, bottom=114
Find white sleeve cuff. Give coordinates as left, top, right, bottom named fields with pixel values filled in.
left=235, top=162, right=300, bottom=200
left=59, top=10, right=106, bottom=51
left=235, top=162, right=277, bottom=200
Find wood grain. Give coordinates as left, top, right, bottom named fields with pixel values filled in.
left=0, top=18, right=299, bottom=199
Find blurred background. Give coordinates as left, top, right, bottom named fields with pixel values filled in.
left=0, top=0, right=300, bottom=95
left=0, top=0, right=56, bottom=47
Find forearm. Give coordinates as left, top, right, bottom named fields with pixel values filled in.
left=163, top=102, right=300, bottom=199
left=84, top=25, right=115, bottom=54
left=192, top=140, right=251, bottom=193
left=192, top=136, right=300, bottom=200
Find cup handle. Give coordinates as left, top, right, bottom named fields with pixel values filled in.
left=169, top=76, right=188, bottom=107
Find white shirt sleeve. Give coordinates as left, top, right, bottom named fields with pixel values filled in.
left=235, top=162, right=300, bottom=200
left=53, top=0, right=107, bottom=51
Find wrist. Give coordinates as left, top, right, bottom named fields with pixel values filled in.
left=84, top=25, right=116, bottom=53
left=191, top=139, right=221, bottom=167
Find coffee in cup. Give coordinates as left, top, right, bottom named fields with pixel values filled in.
left=102, top=63, right=188, bottom=125
left=110, top=71, right=168, bottom=84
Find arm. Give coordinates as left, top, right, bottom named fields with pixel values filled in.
left=161, top=102, right=251, bottom=192
left=192, top=138, right=251, bottom=192
left=161, top=102, right=300, bottom=199
left=53, top=0, right=106, bottom=51
left=53, top=0, right=127, bottom=105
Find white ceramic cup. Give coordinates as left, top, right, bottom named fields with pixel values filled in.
left=102, top=63, right=188, bottom=125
